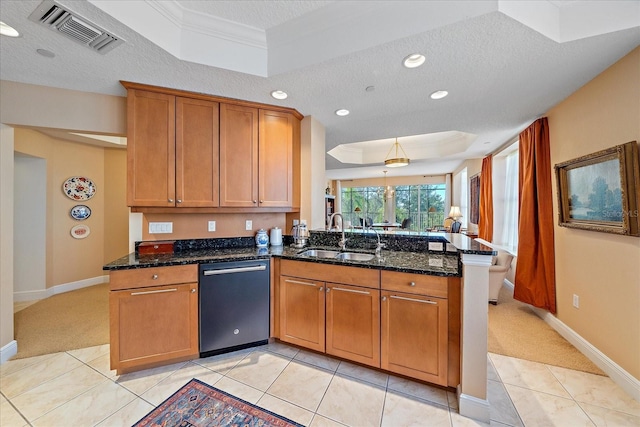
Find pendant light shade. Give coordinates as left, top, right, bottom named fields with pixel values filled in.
left=384, top=138, right=410, bottom=167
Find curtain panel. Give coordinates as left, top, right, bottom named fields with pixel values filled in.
left=479, top=155, right=494, bottom=241
left=515, top=117, right=557, bottom=313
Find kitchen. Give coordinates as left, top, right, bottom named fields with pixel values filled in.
left=1, top=1, right=639, bottom=426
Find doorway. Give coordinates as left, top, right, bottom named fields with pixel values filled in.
left=14, top=153, right=46, bottom=305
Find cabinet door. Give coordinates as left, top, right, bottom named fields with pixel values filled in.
left=127, top=90, right=175, bottom=207
left=259, top=110, right=293, bottom=207
left=326, top=283, right=380, bottom=368
left=279, top=275, right=325, bottom=352
left=110, top=282, right=198, bottom=374
left=381, top=291, right=448, bottom=385
left=219, top=103, right=258, bottom=207
left=176, top=97, right=219, bottom=207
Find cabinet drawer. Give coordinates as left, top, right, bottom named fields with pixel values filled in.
left=280, top=259, right=379, bottom=289
left=381, top=271, right=447, bottom=298
left=109, top=264, right=198, bottom=291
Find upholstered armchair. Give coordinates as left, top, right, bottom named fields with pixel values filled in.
left=489, top=251, right=514, bottom=304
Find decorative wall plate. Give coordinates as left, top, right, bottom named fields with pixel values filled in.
left=62, top=176, right=96, bottom=201
left=70, top=205, right=91, bottom=220
left=71, top=224, right=90, bottom=239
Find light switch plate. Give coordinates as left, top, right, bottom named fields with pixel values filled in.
left=208, top=221, right=216, bottom=232
left=245, top=220, right=252, bottom=230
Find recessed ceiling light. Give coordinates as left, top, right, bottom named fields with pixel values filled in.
left=335, top=109, right=350, bottom=116
left=430, top=90, right=448, bottom=100
left=270, top=90, right=288, bottom=100
left=403, top=53, right=425, bottom=68
left=0, top=21, right=20, bottom=37
left=36, top=49, right=55, bottom=58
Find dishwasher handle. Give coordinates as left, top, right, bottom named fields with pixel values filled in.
left=203, top=264, right=267, bottom=276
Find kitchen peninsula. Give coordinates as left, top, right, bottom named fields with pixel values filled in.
left=104, top=230, right=495, bottom=422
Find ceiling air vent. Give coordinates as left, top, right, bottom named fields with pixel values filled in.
left=28, top=0, right=124, bottom=54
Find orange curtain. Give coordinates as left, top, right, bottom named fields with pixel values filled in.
left=514, top=118, right=556, bottom=313
left=479, top=155, right=493, bottom=242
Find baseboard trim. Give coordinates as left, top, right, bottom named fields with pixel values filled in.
left=501, top=280, right=638, bottom=401
left=530, top=306, right=640, bottom=402
left=13, top=275, right=110, bottom=302
left=0, top=340, right=17, bottom=364
left=457, top=386, right=490, bottom=423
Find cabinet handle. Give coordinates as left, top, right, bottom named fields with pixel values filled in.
left=253, top=200, right=257, bottom=204
left=131, top=288, right=177, bottom=296
left=332, top=286, right=370, bottom=295
left=326, top=288, right=331, bottom=293
left=177, top=199, right=182, bottom=203
left=409, top=282, right=416, bottom=287
left=191, top=288, right=196, bottom=293
left=382, top=296, right=387, bottom=301
left=152, top=274, right=158, bottom=280
left=168, top=199, right=174, bottom=203
left=319, top=287, right=323, bottom=292
left=259, top=200, right=264, bottom=203
left=390, top=295, right=437, bottom=305
left=285, top=279, right=316, bottom=287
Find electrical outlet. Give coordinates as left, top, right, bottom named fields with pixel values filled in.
left=573, top=294, right=580, bottom=308
left=245, top=220, right=252, bottom=230
left=208, top=221, right=216, bottom=232
left=149, top=222, right=173, bottom=234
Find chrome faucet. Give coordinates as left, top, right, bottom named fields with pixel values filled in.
left=368, top=225, right=385, bottom=257
left=328, top=213, right=347, bottom=250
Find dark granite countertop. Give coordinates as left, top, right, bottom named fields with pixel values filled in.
left=103, top=231, right=495, bottom=277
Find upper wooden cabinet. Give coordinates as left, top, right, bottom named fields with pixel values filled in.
left=219, top=104, right=258, bottom=207
left=219, top=105, right=297, bottom=208
left=259, top=109, right=295, bottom=208
left=126, top=89, right=175, bottom=207
left=176, top=97, right=219, bottom=207
left=122, top=81, right=301, bottom=212
left=126, top=89, right=219, bottom=208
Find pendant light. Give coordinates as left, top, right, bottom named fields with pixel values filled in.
left=384, top=138, right=410, bottom=167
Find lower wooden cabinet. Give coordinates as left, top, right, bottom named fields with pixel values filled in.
left=275, top=259, right=457, bottom=387
left=380, top=290, right=448, bottom=385
left=326, top=283, right=380, bottom=367
left=279, top=275, right=325, bottom=352
left=109, top=265, right=199, bottom=374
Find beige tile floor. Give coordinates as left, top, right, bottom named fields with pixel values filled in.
left=1, top=342, right=638, bottom=427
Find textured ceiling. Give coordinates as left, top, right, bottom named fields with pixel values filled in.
left=1, top=0, right=638, bottom=180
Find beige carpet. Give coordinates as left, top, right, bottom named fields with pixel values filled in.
left=13, top=283, right=109, bottom=359
left=489, top=285, right=605, bottom=375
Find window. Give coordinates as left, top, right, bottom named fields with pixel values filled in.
left=493, top=144, right=519, bottom=252
left=341, top=186, right=384, bottom=227
left=340, top=183, right=446, bottom=230
left=394, top=184, right=446, bottom=230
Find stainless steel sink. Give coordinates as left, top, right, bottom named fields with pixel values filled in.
left=335, top=252, right=375, bottom=261
left=298, top=249, right=341, bottom=258
left=298, top=249, right=375, bottom=262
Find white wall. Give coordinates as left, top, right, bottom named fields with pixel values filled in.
left=300, top=116, right=326, bottom=230
left=0, top=125, right=16, bottom=361
left=13, top=154, right=46, bottom=300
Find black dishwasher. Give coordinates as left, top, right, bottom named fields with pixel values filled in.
left=199, top=259, right=270, bottom=357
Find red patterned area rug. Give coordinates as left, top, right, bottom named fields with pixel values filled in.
left=134, top=378, right=303, bottom=427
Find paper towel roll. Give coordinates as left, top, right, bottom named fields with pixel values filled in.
left=270, top=227, right=283, bottom=246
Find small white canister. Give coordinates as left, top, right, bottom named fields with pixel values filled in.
left=270, top=227, right=283, bottom=246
